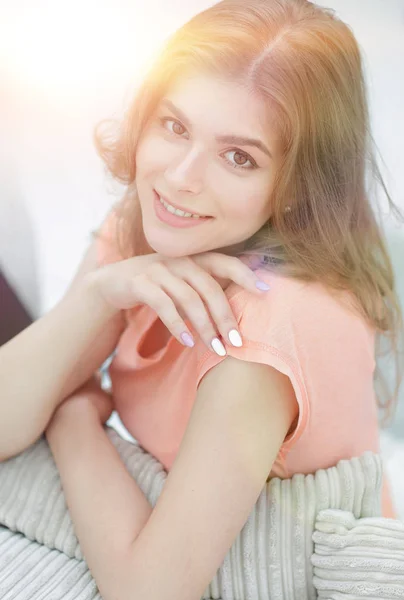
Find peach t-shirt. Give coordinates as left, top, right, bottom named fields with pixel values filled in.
left=95, top=208, right=395, bottom=518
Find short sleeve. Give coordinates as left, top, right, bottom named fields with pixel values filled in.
left=195, top=269, right=376, bottom=455
left=95, top=205, right=123, bottom=268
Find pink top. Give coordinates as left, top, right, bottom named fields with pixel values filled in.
left=95, top=207, right=395, bottom=518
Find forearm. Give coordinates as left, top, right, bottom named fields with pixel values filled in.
left=0, top=274, right=117, bottom=460
left=46, top=410, right=152, bottom=600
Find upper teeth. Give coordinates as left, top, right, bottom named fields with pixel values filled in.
left=158, top=195, right=206, bottom=219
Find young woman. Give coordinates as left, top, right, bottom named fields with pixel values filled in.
left=1, top=1, right=403, bottom=598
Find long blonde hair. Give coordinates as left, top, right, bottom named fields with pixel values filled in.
left=93, top=0, right=404, bottom=426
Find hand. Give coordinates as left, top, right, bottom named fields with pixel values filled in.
left=46, top=376, right=113, bottom=438
left=90, top=251, right=270, bottom=356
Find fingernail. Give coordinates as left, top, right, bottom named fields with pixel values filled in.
left=211, top=337, right=227, bottom=356
left=181, top=332, right=195, bottom=347
left=228, top=329, right=243, bottom=347
left=255, top=280, right=270, bottom=291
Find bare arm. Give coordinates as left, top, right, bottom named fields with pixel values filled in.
left=0, top=241, right=125, bottom=461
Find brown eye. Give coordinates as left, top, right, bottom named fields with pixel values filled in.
left=222, top=149, right=256, bottom=170
left=172, top=121, right=185, bottom=135
left=159, top=117, right=186, bottom=137
left=234, top=151, right=248, bottom=166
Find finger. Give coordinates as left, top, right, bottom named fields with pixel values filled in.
left=176, top=267, right=243, bottom=349
left=146, top=264, right=226, bottom=356
left=131, top=274, right=196, bottom=349
left=194, top=253, right=271, bottom=295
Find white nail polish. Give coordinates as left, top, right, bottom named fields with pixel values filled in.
left=211, top=337, right=227, bottom=356
left=228, top=329, right=243, bottom=347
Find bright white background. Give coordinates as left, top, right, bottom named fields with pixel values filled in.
left=1, top=1, right=404, bottom=511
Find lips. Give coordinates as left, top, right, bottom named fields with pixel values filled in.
left=153, top=191, right=213, bottom=229
left=155, top=191, right=212, bottom=218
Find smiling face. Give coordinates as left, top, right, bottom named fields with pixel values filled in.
left=135, top=71, right=281, bottom=257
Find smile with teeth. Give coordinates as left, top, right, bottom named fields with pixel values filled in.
left=158, top=195, right=209, bottom=219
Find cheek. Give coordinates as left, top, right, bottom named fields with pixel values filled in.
left=223, top=189, right=270, bottom=223
left=136, top=131, right=167, bottom=175
left=253, top=191, right=272, bottom=220
left=245, top=177, right=274, bottom=223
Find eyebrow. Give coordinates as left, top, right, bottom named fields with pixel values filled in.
left=160, top=99, right=273, bottom=159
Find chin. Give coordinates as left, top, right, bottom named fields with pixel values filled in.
left=143, top=231, right=200, bottom=258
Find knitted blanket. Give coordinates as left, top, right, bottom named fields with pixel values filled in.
left=0, top=427, right=403, bottom=600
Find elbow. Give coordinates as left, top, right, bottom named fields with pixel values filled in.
left=96, top=550, right=141, bottom=600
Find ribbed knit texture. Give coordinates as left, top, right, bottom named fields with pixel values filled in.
left=0, top=427, right=391, bottom=599
left=313, top=509, right=404, bottom=599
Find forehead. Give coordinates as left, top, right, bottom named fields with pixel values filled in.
left=160, top=71, right=278, bottom=145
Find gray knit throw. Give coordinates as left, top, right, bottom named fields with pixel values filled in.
left=1, top=427, right=393, bottom=600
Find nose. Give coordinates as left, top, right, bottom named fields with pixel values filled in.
left=164, top=146, right=205, bottom=195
